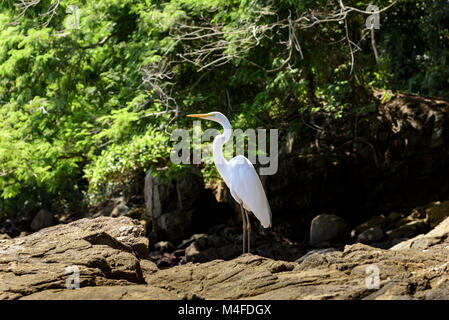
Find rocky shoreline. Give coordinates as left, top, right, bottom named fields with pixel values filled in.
left=1, top=214, right=449, bottom=300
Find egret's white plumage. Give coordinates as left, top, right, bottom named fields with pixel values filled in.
left=228, top=155, right=272, bottom=228
left=188, top=111, right=272, bottom=253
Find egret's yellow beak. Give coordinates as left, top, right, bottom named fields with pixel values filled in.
left=187, top=113, right=210, bottom=119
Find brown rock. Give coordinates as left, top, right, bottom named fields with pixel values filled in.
left=19, top=285, right=181, bottom=300
left=30, top=209, right=54, bottom=231
left=391, top=216, right=449, bottom=250
left=424, top=200, right=449, bottom=228
left=143, top=244, right=449, bottom=299
left=386, top=220, right=428, bottom=241
left=0, top=216, right=150, bottom=300
left=3, top=216, right=449, bottom=300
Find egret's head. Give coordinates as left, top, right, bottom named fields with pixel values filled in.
left=187, top=111, right=228, bottom=125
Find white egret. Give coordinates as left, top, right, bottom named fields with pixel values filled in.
left=187, top=112, right=272, bottom=254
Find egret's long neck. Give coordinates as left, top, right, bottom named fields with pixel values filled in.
left=213, top=118, right=232, bottom=182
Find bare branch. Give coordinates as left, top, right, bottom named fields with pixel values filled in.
left=14, top=0, right=61, bottom=27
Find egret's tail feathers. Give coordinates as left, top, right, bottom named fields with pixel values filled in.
left=261, top=220, right=272, bottom=228
left=259, top=207, right=272, bottom=229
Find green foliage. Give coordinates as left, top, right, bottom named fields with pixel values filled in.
left=85, top=128, right=173, bottom=202
left=380, top=0, right=449, bottom=97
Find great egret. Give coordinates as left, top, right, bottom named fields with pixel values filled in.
left=187, top=112, right=272, bottom=254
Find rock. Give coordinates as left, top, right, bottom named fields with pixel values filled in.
left=153, top=241, right=174, bottom=253
left=384, top=211, right=405, bottom=229
left=309, top=214, right=349, bottom=247
left=123, top=208, right=145, bottom=220
left=0, top=216, right=150, bottom=300
left=177, top=237, right=195, bottom=249
left=190, top=233, right=209, bottom=249
left=355, top=215, right=386, bottom=234
left=143, top=243, right=449, bottom=299
left=140, top=259, right=160, bottom=283
left=185, top=242, right=201, bottom=263
left=356, top=226, right=385, bottom=244
left=386, top=220, right=428, bottom=240
left=0, top=234, right=10, bottom=240
left=92, top=197, right=124, bottom=217
left=144, top=168, right=203, bottom=241
left=30, top=209, right=54, bottom=231
left=156, top=253, right=178, bottom=268
left=386, top=211, right=403, bottom=223
left=3, top=217, right=449, bottom=299
left=386, top=224, right=415, bottom=240
left=295, top=248, right=339, bottom=264
left=423, top=200, right=449, bottom=228
left=172, top=226, right=306, bottom=264
left=111, top=202, right=130, bottom=217
left=391, top=216, right=449, bottom=250
left=19, top=285, right=181, bottom=300
left=0, top=216, right=31, bottom=237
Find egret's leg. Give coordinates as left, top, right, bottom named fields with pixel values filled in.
left=245, top=210, right=251, bottom=253
left=240, top=204, right=247, bottom=254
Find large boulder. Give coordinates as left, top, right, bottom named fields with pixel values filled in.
left=0, top=216, right=151, bottom=300
left=144, top=167, right=203, bottom=241
left=309, top=214, right=349, bottom=247
left=30, top=209, right=54, bottom=231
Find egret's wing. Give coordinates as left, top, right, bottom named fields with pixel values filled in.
left=228, top=156, right=272, bottom=228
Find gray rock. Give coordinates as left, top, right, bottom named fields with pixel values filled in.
left=111, top=202, right=130, bottom=217
left=386, top=220, right=428, bottom=240
left=356, top=226, right=385, bottom=244
left=191, top=233, right=209, bottom=249
left=30, top=209, right=54, bottom=231
left=144, top=167, right=204, bottom=241
left=309, top=214, right=349, bottom=247
left=386, top=211, right=403, bottom=223
left=91, top=197, right=124, bottom=217
left=153, top=241, right=174, bottom=253
left=355, top=215, right=386, bottom=234
left=295, top=248, right=340, bottom=264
